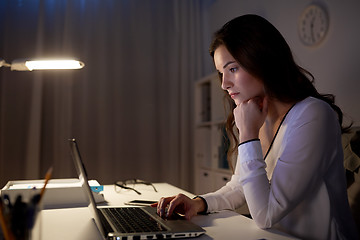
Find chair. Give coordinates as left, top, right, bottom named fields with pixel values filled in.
left=342, top=127, right=360, bottom=234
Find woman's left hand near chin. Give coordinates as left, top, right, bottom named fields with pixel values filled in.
left=234, top=96, right=268, bottom=142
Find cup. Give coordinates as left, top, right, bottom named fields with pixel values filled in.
left=0, top=193, right=42, bottom=240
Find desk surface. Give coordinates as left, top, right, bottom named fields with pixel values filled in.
left=39, top=183, right=297, bottom=240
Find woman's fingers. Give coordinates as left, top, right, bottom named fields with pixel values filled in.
left=156, top=196, right=175, bottom=218
left=234, top=96, right=268, bottom=142
left=167, top=194, right=188, bottom=218
left=155, top=194, right=196, bottom=219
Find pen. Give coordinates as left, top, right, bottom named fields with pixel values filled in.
left=39, top=166, right=53, bottom=203
left=2, top=195, right=12, bottom=210
left=26, top=194, right=40, bottom=230
left=0, top=197, right=13, bottom=240
left=11, top=195, right=27, bottom=239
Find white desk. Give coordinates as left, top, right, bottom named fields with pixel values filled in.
left=39, top=183, right=297, bottom=240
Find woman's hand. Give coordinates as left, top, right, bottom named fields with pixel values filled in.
left=151, top=194, right=206, bottom=220
left=234, top=96, right=268, bottom=142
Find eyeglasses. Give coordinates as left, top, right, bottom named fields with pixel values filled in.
left=114, top=179, right=157, bottom=195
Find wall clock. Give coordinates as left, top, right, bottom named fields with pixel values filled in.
left=298, top=4, right=329, bottom=46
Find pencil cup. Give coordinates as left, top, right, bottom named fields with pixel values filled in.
left=0, top=193, right=43, bottom=240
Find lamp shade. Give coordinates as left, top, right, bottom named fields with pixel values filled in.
left=10, top=59, right=85, bottom=71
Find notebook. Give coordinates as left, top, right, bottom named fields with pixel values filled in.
left=68, top=138, right=205, bottom=240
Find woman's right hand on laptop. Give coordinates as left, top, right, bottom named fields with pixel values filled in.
left=152, top=193, right=206, bottom=220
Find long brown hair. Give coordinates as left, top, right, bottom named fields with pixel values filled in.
left=209, top=14, right=350, bottom=165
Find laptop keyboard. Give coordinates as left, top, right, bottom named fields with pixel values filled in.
left=101, top=207, right=167, bottom=233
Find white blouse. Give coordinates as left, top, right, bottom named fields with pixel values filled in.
left=202, top=97, right=358, bottom=240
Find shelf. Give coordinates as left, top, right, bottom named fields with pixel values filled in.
left=193, top=72, right=233, bottom=195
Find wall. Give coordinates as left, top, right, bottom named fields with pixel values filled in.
left=203, top=0, right=360, bottom=125
left=0, top=1, right=208, bottom=190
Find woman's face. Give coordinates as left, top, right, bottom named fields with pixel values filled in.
left=214, top=45, right=265, bottom=105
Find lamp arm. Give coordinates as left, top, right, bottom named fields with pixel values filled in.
left=0, top=59, right=11, bottom=68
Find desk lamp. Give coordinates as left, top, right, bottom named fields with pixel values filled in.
left=0, top=58, right=85, bottom=71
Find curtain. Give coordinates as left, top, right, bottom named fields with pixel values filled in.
left=0, top=0, right=210, bottom=192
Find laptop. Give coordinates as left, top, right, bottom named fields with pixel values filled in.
left=68, top=138, right=205, bottom=240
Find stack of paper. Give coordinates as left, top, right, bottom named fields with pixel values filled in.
left=1, top=178, right=105, bottom=209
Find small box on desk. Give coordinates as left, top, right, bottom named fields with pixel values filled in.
left=0, top=178, right=105, bottom=209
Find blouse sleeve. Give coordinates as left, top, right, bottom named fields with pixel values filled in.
left=200, top=173, right=246, bottom=212
left=200, top=140, right=262, bottom=212
left=238, top=100, right=341, bottom=228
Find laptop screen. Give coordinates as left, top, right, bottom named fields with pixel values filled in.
left=68, top=138, right=107, bottom=238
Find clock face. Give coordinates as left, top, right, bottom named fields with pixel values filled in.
left=298, top=4, right=329, bottom=46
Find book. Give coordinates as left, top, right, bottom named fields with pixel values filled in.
left=1, top=178, right=105, bottom=209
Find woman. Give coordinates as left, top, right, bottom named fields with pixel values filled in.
left=154, top=14, right=358, bottom=239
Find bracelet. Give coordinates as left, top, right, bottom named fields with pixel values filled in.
left=193, top=196, right=208, bottom=215
left=238, top=138, right=260, bottom=146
